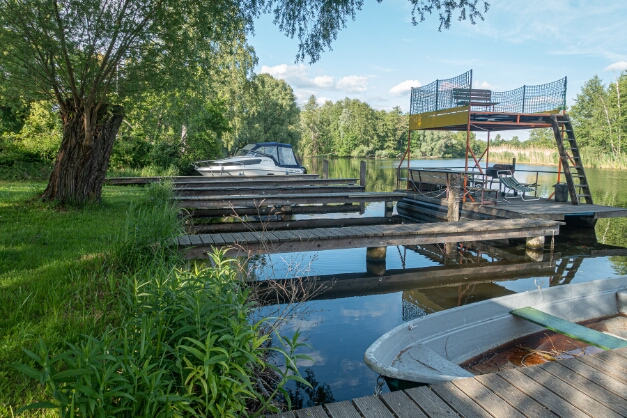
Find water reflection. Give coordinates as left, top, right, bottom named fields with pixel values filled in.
left=241, top=158, right=627, bottom=404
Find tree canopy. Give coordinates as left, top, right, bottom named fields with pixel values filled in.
left=0, top=0, right=489, bottom=202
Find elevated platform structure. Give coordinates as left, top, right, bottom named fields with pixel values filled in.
left=399, top=70, right=599, bottom=210
left=408, top=70, right=566, bottom=132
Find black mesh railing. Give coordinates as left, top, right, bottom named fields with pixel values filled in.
left=410, top=70, right=567, bottom=115
left=410, top=70, right=471, bottom=114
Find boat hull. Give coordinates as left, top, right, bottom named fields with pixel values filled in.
left=195, top=166, right=305, bottom=177
left=364, top=276, right=627, bottom=384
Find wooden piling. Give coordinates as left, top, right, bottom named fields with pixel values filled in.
left=447, top=173, right=462, bottom=222
left=360, top=161, right=367, bottom=189
left=323, top=160, right=329, bottom=179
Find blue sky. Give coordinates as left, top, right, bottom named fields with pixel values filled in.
left=250, top=0, right=627, bottom=120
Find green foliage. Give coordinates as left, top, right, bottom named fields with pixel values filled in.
left=571, top=72, right=627, bottom=160
left=299, top=97, right=407, bottom=157
left=234, top=74, right=301, bottom=151
left=5, top=181, right=310, bottom=416
left=15, top=252, right=309, bottom=417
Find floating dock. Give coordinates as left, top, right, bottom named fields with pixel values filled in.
left=266, top=348, right=627, bottom=418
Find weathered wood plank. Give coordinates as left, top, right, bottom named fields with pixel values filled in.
left=430, top=381, right=492, bottom=417
left=576, top=355, right=627, bottom=385
left=230, top=232, right=248, bottom=244
left=324, top=401, right=361, bottom=418
left=538, top=361, right=627, bottom=416
left=188, top=234, right=202, bottom=245
left=519, top=366, right=620, bottom=418
left=380, top=391, right=428, bottom=418
left=239, top=231, right=259, bottom=244
left=452, top=377, right=526, bottom=418
left=219, top=233, right=238, bottom=245
left=404, top=386, right=458, bottom=417
left=563, top=357, right=627, bottom=400
left=352, top=396, right=394, bottom=418
left=510, top=307, right=627, bottom=350
left=265, top=411, right=296, bottom=418
left=199, top=234, right=214, bottom=245
left=295, top=405, right=329, bottom=418
left=474, top=373, right=557, bottom=418
left=581, top=348, right=627, bottom=375
left=178, top=235, right=191, bottom=245
left=497, top=369, right=589, bottom=418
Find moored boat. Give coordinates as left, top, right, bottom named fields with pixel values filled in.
left=364, top=276, right=627, bottom=386
left=193, top=142, right=306, bottom=177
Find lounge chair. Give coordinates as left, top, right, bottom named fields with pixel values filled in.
left=497, top=171, right=539, bottom=201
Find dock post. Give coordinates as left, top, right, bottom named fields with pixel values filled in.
left=447, top=173, right=462, bottom=222
left=444, top=243, right=459, bottom=264
left=323, top=159, right=329, bottom=179
left=526, top=235, right=545, bottom=250
left=360, top=161, right=367, bottom=189
left=366, top=246, right=387, bottom=276
left=384, top=201, right=394, bottom=217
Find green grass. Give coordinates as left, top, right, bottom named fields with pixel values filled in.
left=0, top=181, right=147, bottom=416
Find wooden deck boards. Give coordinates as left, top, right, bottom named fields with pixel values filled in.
left=174, top=191, right=403, bottom=209
left=178, top=219, right=561, bottom=258
left=266, top=348, right=627, bottom=418
left=400, top=193, right=627, bottom=221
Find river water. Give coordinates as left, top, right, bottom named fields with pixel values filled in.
left=250, top=157, right=627, bottom=407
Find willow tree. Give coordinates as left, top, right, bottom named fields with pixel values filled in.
left=0, top=0, right=487, bottom=203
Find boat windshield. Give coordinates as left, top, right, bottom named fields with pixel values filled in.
left=235, top=144, right=256, bottom=156
left=233, top=143, right=300, bottom=167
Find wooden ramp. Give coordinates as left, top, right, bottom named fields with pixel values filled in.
left=266, top=347, right=627, bottom=418
left=177, top=219, right=560, bottom=259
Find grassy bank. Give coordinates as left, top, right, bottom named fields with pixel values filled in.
left=0, top=182, right=145, bottom=414
left=1, top=181, right=302, bottom=416
left=489, top=145, right=627, bottom=169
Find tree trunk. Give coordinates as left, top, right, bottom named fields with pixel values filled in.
left=41, top=103, right=124, bottom=203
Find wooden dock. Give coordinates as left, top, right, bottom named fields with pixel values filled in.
left=178, top=219, right=561, bottom=258
left=106, top=174, right=323, bottom=185
left=399, top=194, right=627, bottom=225
left=174, top=191, right=403, bottom=209
left=267, top=347, right=627, bottom=418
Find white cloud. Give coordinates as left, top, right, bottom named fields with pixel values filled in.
left=261, top=64, right=307, bottom=84
left=605, top=61, right=627, bottom=72
left=313, top=75, right=335, bottom=88
left=389, top=79, right=421, bottom=96
left=336, top=75, right=369, bottom=93
left=474, top=80, right=496, bottom=90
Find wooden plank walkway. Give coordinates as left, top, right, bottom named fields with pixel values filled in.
left=174, top=191, right=403, bottom=209
left=267, top=347, right=627, bottom=418
left=106, top=174, right=321, bottom=185
left=187, top=204, right=363, bottom=218
left=172, top=178, right=360, bottom=188
left=400, top=194, right=627, bottom=222
left=174, top=184, right=364, bottom=197
left=191, top=215, right=403, bottom=234
left=178, top=219, right=561, bottom=258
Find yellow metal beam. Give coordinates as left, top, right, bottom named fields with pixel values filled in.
left=409, top=106, right=470, bottom=130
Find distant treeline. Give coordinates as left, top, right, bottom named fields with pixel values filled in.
left=2, top=72, right=626, bottom=179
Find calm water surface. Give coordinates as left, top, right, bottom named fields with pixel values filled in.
left=250, top=157, right=627, bottom=406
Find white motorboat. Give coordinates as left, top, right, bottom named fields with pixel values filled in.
left=193, top=142, right=306, bottom=177
left=364, top=276, right=627, bottom=386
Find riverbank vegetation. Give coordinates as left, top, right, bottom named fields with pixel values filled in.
left=3, top=72, right=626, bottom=182
left=0, top=181, right=306, bottom=416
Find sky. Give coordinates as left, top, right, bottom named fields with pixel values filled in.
left=249, top=0, right=627, bottom=139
